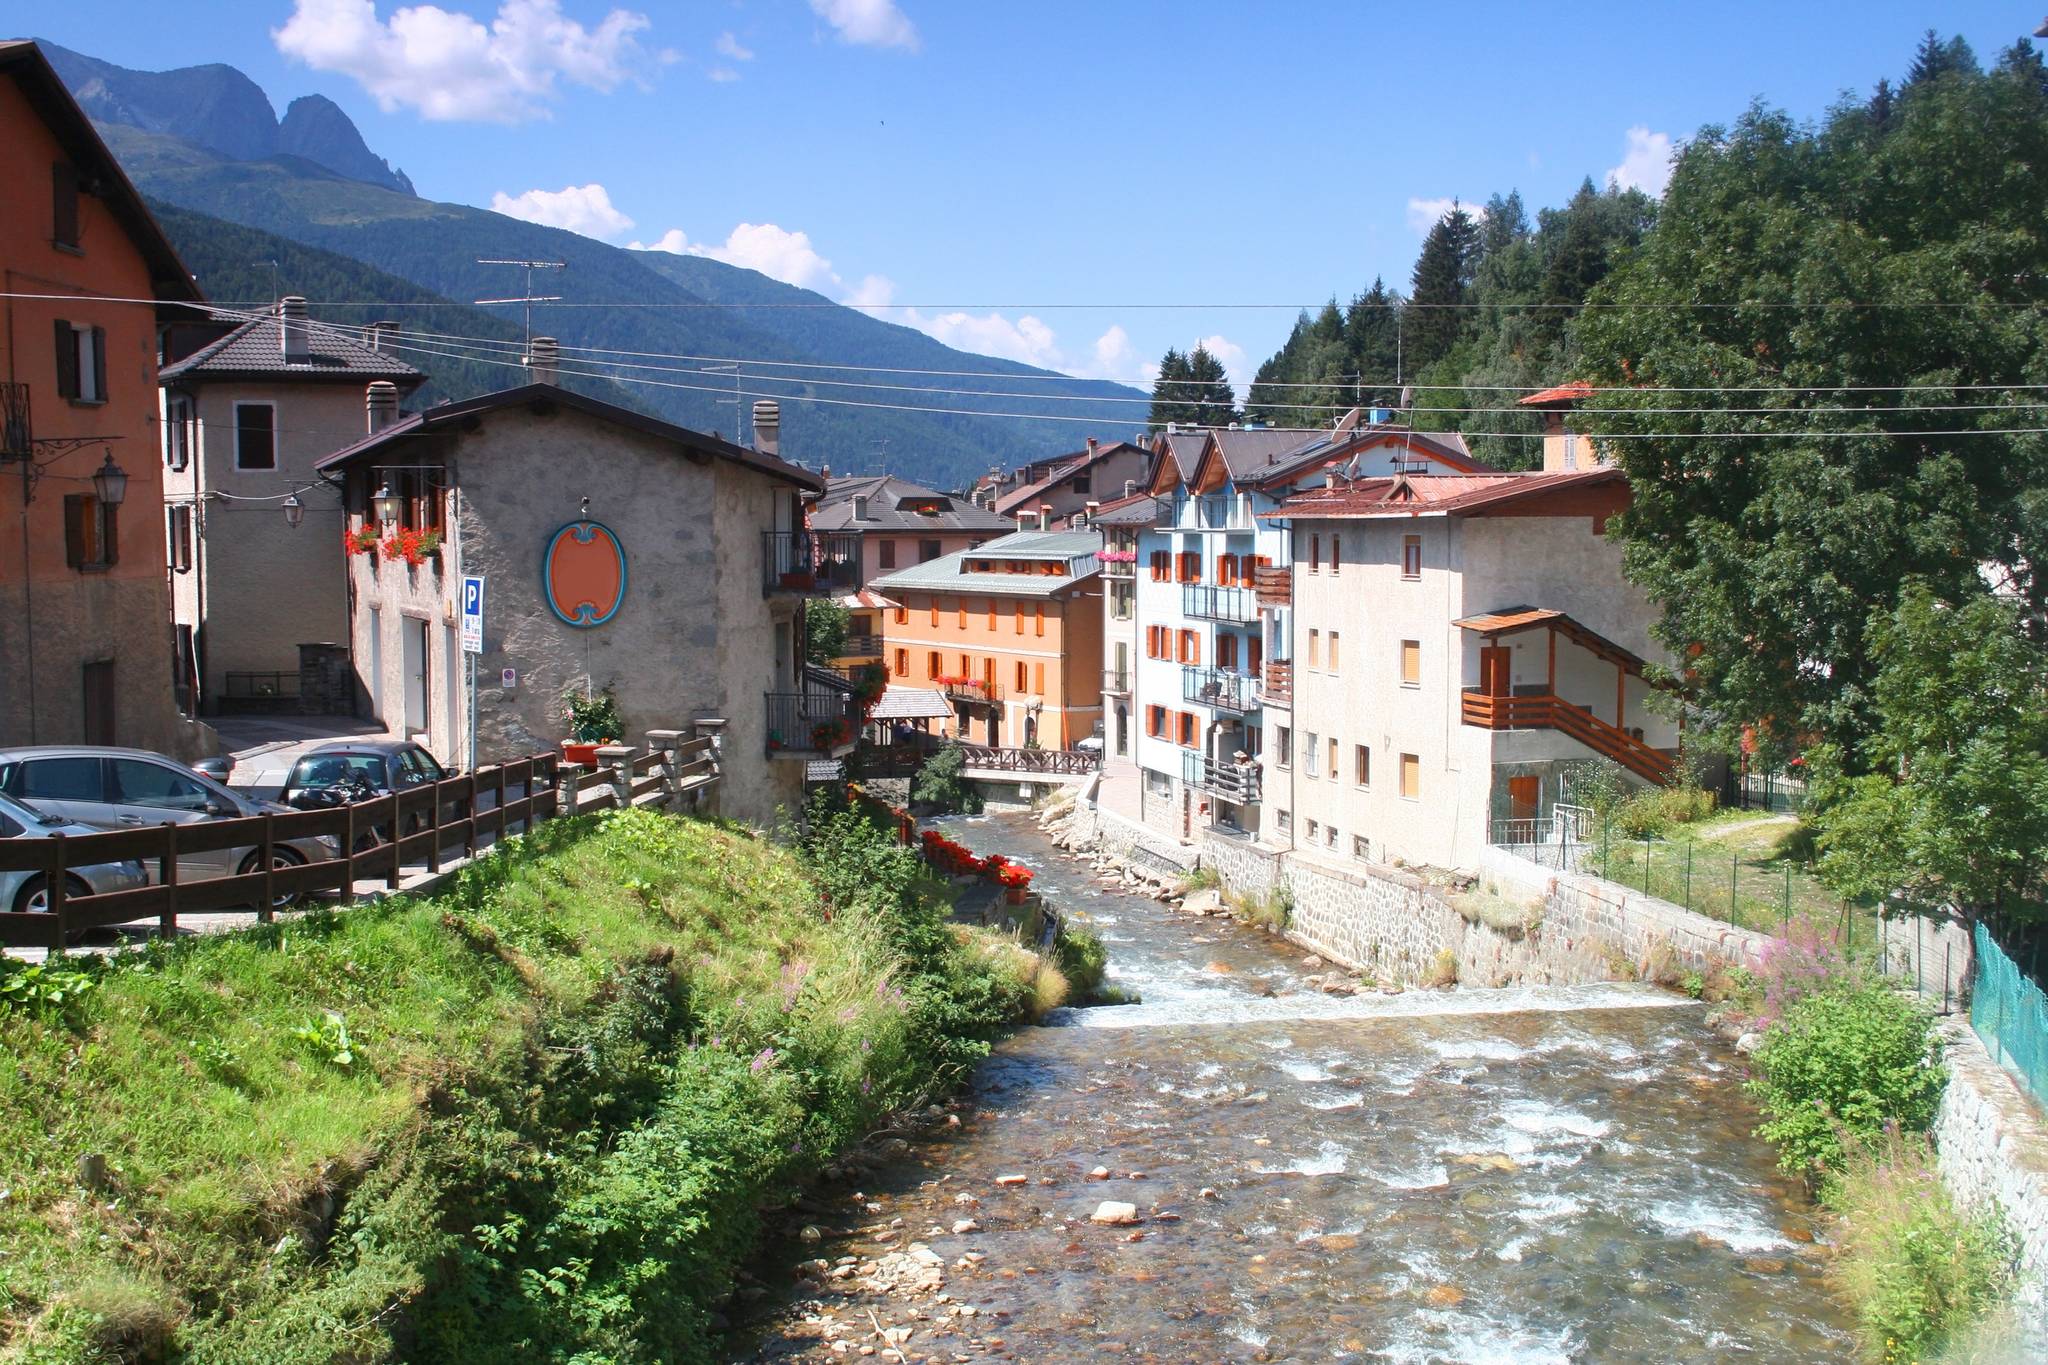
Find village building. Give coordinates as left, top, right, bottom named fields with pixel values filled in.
left=1087, top=491, right=1160, bottom=765
left=870, top=527, right=1105, bottom=749
left=1517, top=381, right=1608, bottom=471
left=1130, top=417, right=1488, bottom=847
left=0, top=40, right=210, bottom=755
left=158, top=301, right=423, bottom=715
left=989, top=437, right=1152, bottom=525
left=1260, top=466, right=1677, bottom=873
left=314, top=363, right=845, bottom=827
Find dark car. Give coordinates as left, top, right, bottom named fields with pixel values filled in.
left=280, top=741, right=450, bottom=845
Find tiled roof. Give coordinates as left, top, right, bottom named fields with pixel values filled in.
left=161, top=314, right=423, bottom=384
left=1453, top=605, right=1646, bottom=671
left=1087, top=493, right=1164, bottom=527
left=993, top=441, right=1147, bottom=515
left=1519, top=381, right=1596, bottom=406
left=869, top=527, right=1103, bottom=598
left=1262, top=468, right=1626, bottom=519
left=811, top=473, right=1015, bottom=534
left=1212, top=428, right=1329, bottom=480
left=870, top=686, right=953, bottom=721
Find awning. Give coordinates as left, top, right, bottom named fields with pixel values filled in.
left=839, top=588, right=900, bottom=611
left=870, top=686, right=954, bottom=721
left=1454, top=606, right=1647, bottom=673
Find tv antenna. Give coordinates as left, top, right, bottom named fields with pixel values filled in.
left=475, top=258, right=566, bottom=349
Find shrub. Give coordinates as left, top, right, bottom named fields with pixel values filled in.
left=1421, top=947, right=1459, bottom=989
left=911, top=744, right=983, bottom=815
left=1053, top=923, right=1108, bottom=1000
left=1178, top=866, right=1222, bottom=894
left=1748, top=982, right=1946, bottom=1182
left=1754, top=914, right=1865, bottom=1026
left=1828, top=1128, right=2017, bottom=1363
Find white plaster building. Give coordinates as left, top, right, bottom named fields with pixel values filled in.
left=1262, top=467, right=1679, bottom=874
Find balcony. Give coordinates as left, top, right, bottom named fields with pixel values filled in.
left=1102, top=666, right=1131, bottom=696
left=763, top=531, right=863, bottom=596
left=1460, top=689, right=1675, bottom=785
left=765, top=688, right=862, bottom=757
left=1181, top=750, right=1262, bottom=805
left=1258, top=660, right=1293, bottom=706
left=939, top=676, right=1005, bottom=707
left=838, top=633, right=883, bottom=659
left=1182, top=583, right=1258, bottom=624
left=0, top=383, right=29, bottom=461
left=1098, top=550, right=1137, bottom=580
left=1182, top=665, right=1257, bottom=714
left=1252, top=564, right=1291, bottom=609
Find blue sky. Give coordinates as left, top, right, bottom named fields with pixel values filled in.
left=31, top=1, right=2045, bottom=394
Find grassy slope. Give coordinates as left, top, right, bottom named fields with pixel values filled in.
left=0, top=808, right=1037, bottom=1363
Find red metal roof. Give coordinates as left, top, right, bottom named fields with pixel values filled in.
left=1518, top=381, right=1596, bottom=406
left=1259, top=468, right=1627, bottom=520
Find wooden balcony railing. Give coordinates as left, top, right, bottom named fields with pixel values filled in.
left=1252, top=563, right=1291, bottom=609
left=957, top=744, right=1099, bottom=776
left=1259, top=659, right=1293, bottom=705
left=1460, top=690, right=1675, bottom=785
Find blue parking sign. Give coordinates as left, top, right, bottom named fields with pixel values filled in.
left=461, top=575, right=485, bottom=653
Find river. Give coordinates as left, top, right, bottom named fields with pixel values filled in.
left=737, top=810, right=1856, bottom=1363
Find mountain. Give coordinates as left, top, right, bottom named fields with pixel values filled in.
left=38, top=40, right=413, bottom=194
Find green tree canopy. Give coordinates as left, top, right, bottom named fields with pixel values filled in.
left=1572, top=45, right=2048, bottom=762
left=1149, top=344, right=1237, bottom=428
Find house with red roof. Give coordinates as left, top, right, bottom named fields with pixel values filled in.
left=1518, top=381, right=1605, bottom=472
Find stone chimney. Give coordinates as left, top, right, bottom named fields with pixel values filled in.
left=368, top=320, right=400, bottom=352
left=365, top=381, right=400, bottom=433
left=280, top=295, right=310, bottom=364
left=1039, top=503, right=1053, bottom=531
left=1086, top=436, right=1099, bottom=457
left=852, top=494, right=870, bottom=521
left=752, top=400, right=781, bottom=458
left=1082, top=500, right=1100, bottom=527
left=525, top=336, right=559, bottom=385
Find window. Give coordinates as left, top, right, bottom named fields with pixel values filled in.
left=234, top=403, right=276, bottom=470
left=958, top=602, right=968, bottom=628
left=1276, top=809, right=1292, bottom=834
left=1070, top=469, right=1091, bottom=493
left=1034, top=662, right=1045, bottom=694
left=919, top=539, right=941, bottom=562
left=1307, top=629, right=1320, bottom=669
left=1353, top=834, right=1371, bottom=862
left=1331, top=535, right=1342, bottom=575
left=1400, top=639, right=1421, bottom=687
left=167, top=504, right=193, bottom=573
left=894, top=647, right=909, bottom=677
left=1304, top=731, right=1320, bottom=777
left=1310, top=533, right=1320, bottom=572
left=1325, top=823, right=1339, bottom=849
left=1035, top=603, right=1046, bottom=637
left=1147, top=704, right=1166, bottom=737
left=1402, top=534, right=1422, bottom=579
left=931, top=601, right=940, bottom=627
left=959, top=652, right=971, bottom=677
left=1305, top=818, right=1319, bottom=841
left=927, top=650, right=942, bottom=679
left=893, top=604, right=907, bottom=625
left=879, top=539, right=897, bottom=570
left=1354, top=744, right=1371, bottom=788
left=1217, top=633, right=1238, bottom=669
left=1179, top=711, right=1197, bottom=747
left=1275, top=725, right=1292, bottom=768
left=1328, top=736, right=1338, bottom=778
left=1011, top=601, right=1024, bottom=634
left=110, top=758, right=212, bottom=812
left=1218, top=552, right=1238, bottom=585
left=1563, top=431, right=1579, bottom=470
left=1016, top=660, right=1029, bottom=693
left=1150, top=549, right=1170, bottom=581
left=63, top=493, right=116, bottom=569
left=1400, top=752, right=1420, bottom=800
left=1327, top=631, right=1340, bottom=673
left=1178, top=629, right=1199, bottom=664
left=52, top=162, right=79, bottom=249
left=164, top=394, right=193, bottom=470
left=53, top=321, right=105, bottom=403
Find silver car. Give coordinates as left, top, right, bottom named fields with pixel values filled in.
left=0, top=791, right=149, bottom=919
left=0, top=746, right=341, bottom=909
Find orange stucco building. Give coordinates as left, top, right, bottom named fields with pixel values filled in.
left=870, top=528, right=1105, bottom=749
left=0, top=41, right=209, bottom=754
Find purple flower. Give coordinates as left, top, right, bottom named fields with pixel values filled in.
left=751, top=1047, right=778, bottom=1073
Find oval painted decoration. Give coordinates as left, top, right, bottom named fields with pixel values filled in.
left=543, top=521, right=627, bottom=627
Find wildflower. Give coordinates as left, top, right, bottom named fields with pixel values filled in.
left=751, top=1047, right=777, bottom=1073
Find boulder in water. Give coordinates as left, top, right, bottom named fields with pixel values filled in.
left=1089, top=1201, right=1140, bottom=1225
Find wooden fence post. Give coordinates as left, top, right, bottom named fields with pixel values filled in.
left=47, top=832, right=66, bottom=957
left=340, top=801, right=358, bottom=907
left=259, top=811, right=277, bottom=924
left=384, top=790, right=402, bottom=889
left=426, top=781, right=442, bottom=875
left=159, top=821, right=180, bottom=941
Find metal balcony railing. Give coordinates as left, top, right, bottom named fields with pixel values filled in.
left=1182, top=583, right=1258, bottom=623
left=1102, top=666, right=1131, bottom=695
left=765, top=689, right=862, bottom=756
left=939, top=676, right=1005, bottom=706
left=762, top=531, right=863, bottom=595
left=1182, top=665, right=1257, bottom=713
left=1181, top=749, right=1262, bottom=804
left=0, top=383, right=30, bottom=461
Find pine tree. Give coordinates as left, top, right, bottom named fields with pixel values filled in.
left=1405, top=202, right=1480, bottom=373
left=1342, top=279, right=1402, bottom=408
left=1183, top=346, right=1238, bottom=427
left=1148, top=348, right=1191, bottom=429
left=1868, top=76, right=1895, bottom=133
left=1904, top=29, right=1977, bottom=88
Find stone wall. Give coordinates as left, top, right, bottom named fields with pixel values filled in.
left=1878, top=908, right=1974, bottom=1013
left=1930, top=1019, right=2048, bottom=1347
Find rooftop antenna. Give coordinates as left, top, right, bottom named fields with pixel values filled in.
left=475, top=258, right=566, bottom=351
left=700, top=362, right=745, bottom=445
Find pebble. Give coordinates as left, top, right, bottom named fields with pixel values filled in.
left=1089, top=1201, right=1140, bottom=1225
left=952, top=1219, right=980, bottom=1235
left=1087, top=1166, right=1111, bottom=1181
left=1198, top=1187, right=1219, bottom=1200
left=801, top=1226, right=822, bottom=1244
left=994, top=1175, right=1027, bottom=1187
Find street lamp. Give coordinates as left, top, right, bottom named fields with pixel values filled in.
left=373, top=480, right=401, bottom=527
left=90, top=450, right=127, bottom=507
left=281, top=493, right=305, bottom=530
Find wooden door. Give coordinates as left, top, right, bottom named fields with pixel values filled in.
left=1480, top=646, right=1513, bottom=697
left=1507, top=774, right=1540, bottom=823
left=82, top=661, right=115, bottom=743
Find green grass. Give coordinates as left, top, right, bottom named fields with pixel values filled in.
left=0, top=808, right=1038, bottom=1363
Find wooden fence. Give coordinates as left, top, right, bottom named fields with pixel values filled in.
left=0, top=733, right=720, bottom=952
left=957, top=744, right=1099, bottom=777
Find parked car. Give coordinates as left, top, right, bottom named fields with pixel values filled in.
left=0, top=791, right=150, bottom=922
left=280, top=740, right=451, bottom=848
left=0, top=746, right=340, bottom=909
left=190, top=754, right=236, bottom=784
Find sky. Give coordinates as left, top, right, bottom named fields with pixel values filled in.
left=26, top=1, right=2046, bottom=395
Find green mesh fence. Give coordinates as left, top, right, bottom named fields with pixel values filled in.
left=1972, top=923, right=2048, bottom=1107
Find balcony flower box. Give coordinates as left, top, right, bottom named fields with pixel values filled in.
left=779, top=570, right=816, bottom=590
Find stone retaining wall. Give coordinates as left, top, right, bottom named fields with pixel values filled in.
left=1931, top=1019, right=2048, bottom=1347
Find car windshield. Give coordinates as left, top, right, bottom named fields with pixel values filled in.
left=288, top=754, right=385, bottom=791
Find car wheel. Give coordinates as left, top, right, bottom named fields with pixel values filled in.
left=12, top=875, right=97, bottom=942
left=238, top=847, right=308, bottom=910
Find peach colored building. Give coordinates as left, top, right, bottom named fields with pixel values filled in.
left=871, top=529, right=1105, bottom=749
left=0, top=41, right=210, bottom=755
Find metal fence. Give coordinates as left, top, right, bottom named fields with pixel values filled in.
left=1973, top=922, right=2048, bottom=1107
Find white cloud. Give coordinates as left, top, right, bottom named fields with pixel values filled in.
left=1405, top=196, right=1486, bottom=237
left=809, top=0, right=919, bottom=51
left=1092, top=325, right=1156, bottom=387
left=629, top=227, right=687, bottom=253
left=707, top=66, right=741, bottom=83
left=843, top=273, right=897, bottom=312
left=630, top=222, right=900, bottom=317
left=1194, top=334, right=1251, bottom=399
left=490, top=181, right=635, bottom=238
left=1607, top=125, right=1674, bottom=197
left=904, top=310, right=1060, bottom=369
left=715, top=30, right=753, bottom=61
left=273, top=0, right=654, bottom=123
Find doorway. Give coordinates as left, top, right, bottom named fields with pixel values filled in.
left=1508, top=773, right=1541, bottom=824
left=82, top=661, right=115, bottom=743
left=1114, top=704, right=1128, bottom=757
left=403, top=618, right=429, bottom=738
left=1480, top=645, right=1513, bottom=697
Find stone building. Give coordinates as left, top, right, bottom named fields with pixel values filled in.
left=0, top=41, right=210, bottom=756
left=159, top=301, right=423, bottom=714
left=315, top=366, right=840, bottom=827
left=991, top=437, right=1152, bottom=525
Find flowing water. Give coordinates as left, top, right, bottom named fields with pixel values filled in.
left=738, top=811, right=1856, bottom=1363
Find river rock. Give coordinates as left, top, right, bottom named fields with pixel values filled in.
left=1089, top=1201, right=1140, bottom=1225
left=1199, top=1187, right=1220, bottom=1200
left=952, top=1218, right=980, bottom=1234
left=995, top=1175, right=1027, bottom=1186
left=1735, top=1032, right=1763, bottom=1054
left=1204, top=961, right=1233, bottom=975
left=1424, top=1285, right=1466, bottom=1308
left=1087, top=1166, right=1111, bottom=1180
left=800, top=1225, right=822, bottom=1244
left=1183, top=888, right=1223, bottom=917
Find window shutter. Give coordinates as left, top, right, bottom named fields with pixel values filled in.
left=64, top=494, right=87, bottom=567
left=102, top=501, right=118, bottom=565
left=52, top=162, right=79, bottom=247
left=90, top=328, right=107, bottom=402
left=53, top=321, right=78, bottom=398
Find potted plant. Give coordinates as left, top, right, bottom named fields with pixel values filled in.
left=561, top=684, right=623, bottom=766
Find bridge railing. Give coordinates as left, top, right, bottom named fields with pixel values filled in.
left=957, top=744, right=1100, bottom=776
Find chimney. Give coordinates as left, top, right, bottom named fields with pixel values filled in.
left=853, top=494, right=870, bottom=521
left=1124, top=480, right=1136, bottom=498
left=752, top=399, right=781, bottom=457
left=368, top=320, right=400, bottom=352
left=280, top=295, right=310, bottom=364
left=1083, top=500, right=1100, bottom=526
left=1086, top=436, right=1099, bottom=457
left=525, top=336, right=559, bottom=385
left=365, top=380, right=400, bottom=433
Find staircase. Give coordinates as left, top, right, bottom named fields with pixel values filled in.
left=1460, top=690, right=1674, bottom=784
